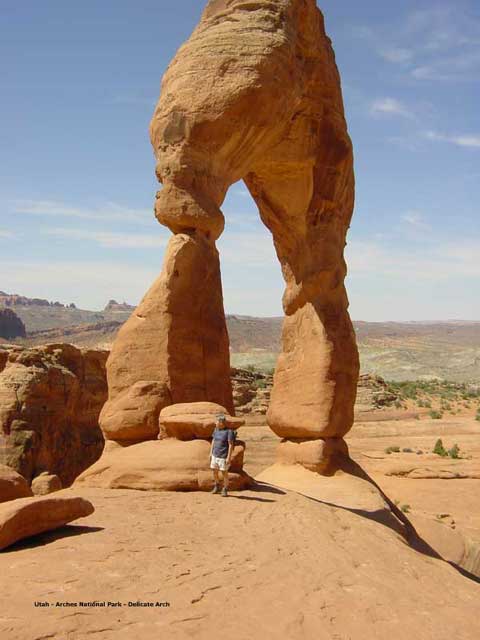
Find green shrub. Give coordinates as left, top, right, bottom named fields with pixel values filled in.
left=400, top=504, right=411, bottom=513
left=448, top=444, right=460, bottom=459
left=429, top=410, right=443, bottom=419
left=385, top=445, right=400, bottom=454
left=433, top=438, right=448, bottom=457
left=254, top=379, right=267, bottom=389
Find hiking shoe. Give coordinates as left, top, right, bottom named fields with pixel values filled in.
left=221, top=487, right=228, bottom=497
left=211, top=484, right=220, bottom=494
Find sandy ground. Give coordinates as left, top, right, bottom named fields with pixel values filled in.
left=1, top=415, right=480, bottom=640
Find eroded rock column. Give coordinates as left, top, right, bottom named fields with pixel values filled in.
left=100, top=230, right=233, bottom=444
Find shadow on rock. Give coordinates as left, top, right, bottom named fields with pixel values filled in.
left=336, top=456, right=480, bottom=585
left=5, top=525, right=104, bottom=552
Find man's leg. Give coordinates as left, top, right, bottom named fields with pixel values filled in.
left=211, top=464, right=220, bottom=493
left=220, top=466, right=229, bottom=496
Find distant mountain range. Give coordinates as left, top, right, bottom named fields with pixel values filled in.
left=1, top=291, right=479, bottom=381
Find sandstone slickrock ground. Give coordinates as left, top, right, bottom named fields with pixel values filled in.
left=0, top=487, right=478, bottom=639
left=0, top=344, right=107, bottom=485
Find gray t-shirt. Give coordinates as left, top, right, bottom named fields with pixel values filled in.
left=212, top=427, right=235, bottom=459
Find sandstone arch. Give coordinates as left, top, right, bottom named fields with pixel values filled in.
left=98, top=0, right=359, bottom=476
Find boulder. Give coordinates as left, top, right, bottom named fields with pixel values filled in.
left=159, top=402, right=244, bottom=440
left=31, top=472, right=62, bottom=496
left=0, top=464, right=32, bottom=503
left=0, top=344, right=107, bottom=485
left=99, top=380, right=171, bottom=442
left=0, top=492, right=94, bottom=550
left=75, top=439, right=251, bottom=492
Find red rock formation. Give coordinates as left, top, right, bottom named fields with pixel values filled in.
left=75, top=438, right=250, bottom=491
left=101, top=232, right=233, bottom=442
left=0, top=345, right=107, bottom=485
left=97, top=0, right=358, bottom=483
left=159, top=402, right=244, bottom=440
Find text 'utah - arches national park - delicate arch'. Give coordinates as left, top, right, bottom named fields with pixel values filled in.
left=98, top=0, right=359, bottom=475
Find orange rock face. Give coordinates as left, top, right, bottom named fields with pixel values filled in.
left=159, top=402, right=244, bottom=440
left=101, top=233, right=233, bottom=442
left=100, top=0, right=358, bottom=461
left=75, top=439, right=250, bottom=492
left=276, top=438, right=349, bottom=474
left=0, top=345, right=107, bottom=485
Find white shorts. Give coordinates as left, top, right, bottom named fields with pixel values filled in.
left=210, top=455, right=229, bottom=471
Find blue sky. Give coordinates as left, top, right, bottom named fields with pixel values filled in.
left=0, top=0, right=479, bottom=320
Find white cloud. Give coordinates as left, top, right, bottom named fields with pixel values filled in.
left=411, top=50, right=480, bottom=81
left=0, top=230, right=14, bottom=239
left=219, top=229, right=277, bottom=268
left=13, top=200, right=153, bottom=223
left=43, top=227, right=167, bottom=249
left=424, top=131, right=480, bottom=149
left=370, top=98, right=413, bottom=119
left=402, top=211, right=431, bottom=231
left=346, top=238, right=480, bottom=281
left=357, top=6, right=480, bottom=83
left=379, top=47, right=414, bottom=64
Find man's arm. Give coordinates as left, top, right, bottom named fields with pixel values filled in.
left=226, top=430, right=235, bottom=467
left=226, top=443, right=234, bottom=468
left=210, top=429, right=216, bottom=457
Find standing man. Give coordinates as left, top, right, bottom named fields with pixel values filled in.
left=210, top=414, right=236, bottom=497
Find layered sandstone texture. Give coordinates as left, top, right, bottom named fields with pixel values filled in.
left=0, top=491, right=94, bottom=550
left=0, top=345, right=107, bottom=485
left=81, top=402, right=251, bottom=491
left=150, top=0, right=358, bottom=441
left=100, top=232, right=233, bottom=443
